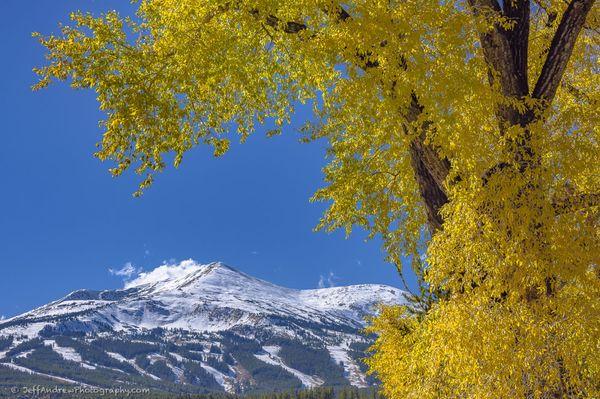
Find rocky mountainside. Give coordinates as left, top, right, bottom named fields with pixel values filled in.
left=0, top=261, right=405, bottom=394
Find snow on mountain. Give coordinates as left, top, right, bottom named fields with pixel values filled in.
left=2, top=260, right=404, bottom=335
left=0, top=260, right=406, bottom=394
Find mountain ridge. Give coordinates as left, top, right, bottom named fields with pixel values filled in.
left=0, top=260, right=406, bottom=394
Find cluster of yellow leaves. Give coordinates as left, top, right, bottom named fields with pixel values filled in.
left=34, top=0, right=339, bottom=194
left=35, top=0, right=599, bottom=397
left=368, top=279, right=599, bottom=399
left=387, top=156, right=600, bottom=397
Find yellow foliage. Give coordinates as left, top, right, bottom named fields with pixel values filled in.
left=34, top=0, right=599, bottom=397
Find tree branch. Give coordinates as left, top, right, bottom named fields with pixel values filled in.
left=468, top=0, right=532, bottom=129
left=405, top=95, right=451, bottom=233
left=553, top=192, right=600, bottom=214
left=255, top=5, right=382, bottom=70
left=503, top=0, right=531, bottom=95
left=255, top=4, right=350, bottom=34
left=532, top=0, right=596, bottom=104
left=468, top=0, right=530, bottom=97
left=409, top=142, right=449, bottom=233
left=253, top=5, right=451, bottom=232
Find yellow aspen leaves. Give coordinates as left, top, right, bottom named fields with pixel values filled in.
left=35, top=0, right=599, bottom=397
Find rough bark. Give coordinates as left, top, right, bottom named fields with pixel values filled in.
left=405, top=95, right=451, bottom=233
left=533, top=0, right=596, bottom=105
left=468, top=0, right=531, bottom=128
left=409, top=141, right=450, bottom=233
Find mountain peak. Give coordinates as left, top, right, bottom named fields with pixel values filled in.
left=124, top=260, right=238, bottom=290
left=3, top=260, right=406, bottom=336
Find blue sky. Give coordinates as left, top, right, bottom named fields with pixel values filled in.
left=0, top=0, right=413, bottom=318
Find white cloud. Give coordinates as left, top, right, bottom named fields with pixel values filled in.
left=318, top=276, right=325, bottom=288
left=0, top=315, right=5, bottom=321
left=109, top=262, right=142, bottom=280
left=317, top=271, right=338, bottom=289
left=251, top=251, right=259, bottom=256
left=125, top=259, right=202, bottom=289
left=356, top=259, right=363, bottom=267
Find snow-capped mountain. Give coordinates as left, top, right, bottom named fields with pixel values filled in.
left=0, top=261, right=406, bottom=394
